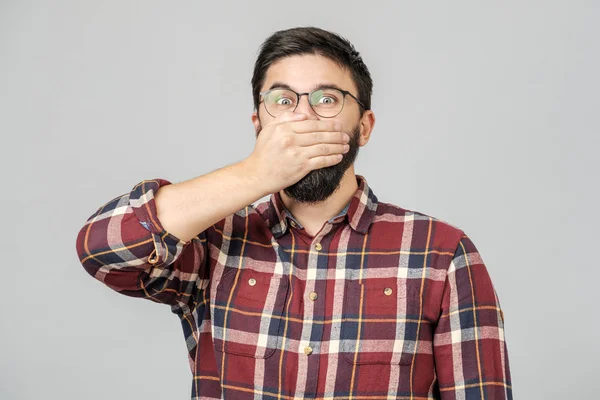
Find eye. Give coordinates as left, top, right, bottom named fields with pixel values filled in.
left=311, top=89, right=341, bottom=106
left=277, top=97, right=293, bottom=105
left=318, top=96, right=336, bottom=104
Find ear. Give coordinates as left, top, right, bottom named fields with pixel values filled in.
left=251, top=109, right=261, bottom=135
left=358, top=110, right=376, bottom=146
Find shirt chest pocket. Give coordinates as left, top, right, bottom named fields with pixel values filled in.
left=212, top=268, right=289, bottom=359
left=340, top=279, right=418, bottom=365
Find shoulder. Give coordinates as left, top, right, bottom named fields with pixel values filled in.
left=373, top=200, right=466, bottom=248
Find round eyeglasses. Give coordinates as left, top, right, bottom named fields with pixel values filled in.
left=259, top=87, right=368, bottom=118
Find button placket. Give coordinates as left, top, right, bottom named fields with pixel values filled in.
left=302, top=230, right=330, bottom=394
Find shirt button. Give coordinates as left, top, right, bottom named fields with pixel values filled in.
left=248, top=278, right=257, bottom=286
left=384, top=287, right=393, bottom=296
left=304, top=346, right=313, bottom=355
left=309, top=292, right=318, bottom=301
left=147, top=249, right=159, bottom=265
left=314, top=243, right=322, bottom=251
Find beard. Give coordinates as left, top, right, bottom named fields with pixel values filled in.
left=255, top=121, right=361, bottom=204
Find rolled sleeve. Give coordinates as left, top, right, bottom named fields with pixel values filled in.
left=129, top=179, right=190, bottom=267
left=76, top=178, right=207, bottom=307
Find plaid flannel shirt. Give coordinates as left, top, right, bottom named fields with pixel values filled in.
left=76, top=174, right=512, bottom=399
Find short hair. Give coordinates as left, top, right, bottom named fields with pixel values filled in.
left=251, top=26, right=373, bottom=114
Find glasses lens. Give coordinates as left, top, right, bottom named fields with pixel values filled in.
left=310, top=88, right=344, bottom=117
left=263, top=89, right=297, bottom=116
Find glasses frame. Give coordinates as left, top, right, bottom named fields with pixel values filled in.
left=259, top=86, right=368, bottom=118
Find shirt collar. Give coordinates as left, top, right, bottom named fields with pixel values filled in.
left=267, top=174, right=378, bottom=238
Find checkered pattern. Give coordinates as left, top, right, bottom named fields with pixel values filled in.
left=76, top=174, right=512, bottom=399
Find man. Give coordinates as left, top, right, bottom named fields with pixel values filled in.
left=76, top=26, right=512, bottom=399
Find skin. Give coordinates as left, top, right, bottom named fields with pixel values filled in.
left=252, top=54, right=376, bottom=237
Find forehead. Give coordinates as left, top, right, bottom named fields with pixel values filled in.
left=262, top=54, right=356, bottom=93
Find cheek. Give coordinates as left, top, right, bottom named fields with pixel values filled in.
left=338, top=117, right=360, bottom=134
left=254, top=111, right=267, bottom=134
left=257, top=107, right=275, bottom=127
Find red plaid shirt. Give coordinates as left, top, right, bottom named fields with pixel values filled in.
left=76, top=174, right=512, bottom=399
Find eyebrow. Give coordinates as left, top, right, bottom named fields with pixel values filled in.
left=267, top=82, right=346, bottom=93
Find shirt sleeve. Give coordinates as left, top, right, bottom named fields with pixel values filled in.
left=433, top=232, right=513, bottom=399
left=75, top=179, right=211, bottom=309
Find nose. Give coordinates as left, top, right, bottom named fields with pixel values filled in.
left=295, top=94, right=319, bottom=119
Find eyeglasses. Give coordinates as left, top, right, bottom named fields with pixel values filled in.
left=259, top=86, right=368, bottom=118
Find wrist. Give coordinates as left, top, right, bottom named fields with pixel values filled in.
left=235, top=157, right=271, bottom=198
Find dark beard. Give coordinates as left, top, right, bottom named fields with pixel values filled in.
left=256, top=122, right=361, bottom=204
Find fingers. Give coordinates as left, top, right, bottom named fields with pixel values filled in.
left=303, top=143, right=350, bottom=159
left=294, top=131, right=350, bottom=147
left=306, top=154, right=345, bottom=170
left=273, top=111, right=309, bottom=124
left=291, top=119, right=341, bottom=133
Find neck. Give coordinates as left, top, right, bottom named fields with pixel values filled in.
left=279, top=167, right=358, bottom=232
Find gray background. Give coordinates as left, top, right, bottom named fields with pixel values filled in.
left=1, top=1, right=598, bottom=399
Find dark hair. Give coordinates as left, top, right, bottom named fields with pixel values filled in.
left=251, top=26, right=373, bottom=114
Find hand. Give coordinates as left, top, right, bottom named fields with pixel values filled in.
left=244, top=111, right=351, bottom=195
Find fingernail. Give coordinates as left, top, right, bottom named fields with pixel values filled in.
left=344, top=133, right=350, bottom=142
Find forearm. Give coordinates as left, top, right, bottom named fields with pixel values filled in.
left=154, top=159, right=268, bottom=243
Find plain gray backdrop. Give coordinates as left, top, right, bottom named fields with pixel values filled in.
left=1, top=1, right=598, bottom=399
